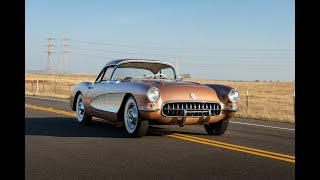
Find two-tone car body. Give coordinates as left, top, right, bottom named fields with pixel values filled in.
left=70, top=59, right=240, bottom=137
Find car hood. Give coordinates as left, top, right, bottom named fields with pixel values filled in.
left=140, top=80, right=221, bottom=102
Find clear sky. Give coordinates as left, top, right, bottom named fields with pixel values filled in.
left=26, top=0, right=295, bottom=81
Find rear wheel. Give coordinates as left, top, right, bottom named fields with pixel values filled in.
left=75, top=93, right=92, bottom=125
left=124, top=96, right=149, bottom=138
left=204, top=119, right=229, bottom=135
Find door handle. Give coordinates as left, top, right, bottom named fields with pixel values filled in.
left=88, top=86, right=93, bottom=89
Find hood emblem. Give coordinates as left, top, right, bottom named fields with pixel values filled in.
left=190, top=93, right=196, bottom=99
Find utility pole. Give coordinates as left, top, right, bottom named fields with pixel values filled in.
left=175, top=55, right=179, bottom=76
left=45, top=36, right=55, bottom=79
left=58, top=33, right=70, bottom=79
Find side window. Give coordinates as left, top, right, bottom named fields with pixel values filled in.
left=95, top=69, right=106, bottom=83
left=101, top=66, right=114, bottom=83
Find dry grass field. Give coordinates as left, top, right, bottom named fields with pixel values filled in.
left=25, top=73, right=295, bottom=123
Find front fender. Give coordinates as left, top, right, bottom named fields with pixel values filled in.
left=203, top=84, right=233, bottom=103
left=70, top=82, right=92, bottom=110
left=203, top=84, right=239, bottom=113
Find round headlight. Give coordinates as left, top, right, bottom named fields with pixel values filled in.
left=228, top=89, right=240, bottom=103
left=147, top=87, right=160, bottom=102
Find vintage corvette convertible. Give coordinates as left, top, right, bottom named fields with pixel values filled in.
left=70, top=59, right=240, bottom=137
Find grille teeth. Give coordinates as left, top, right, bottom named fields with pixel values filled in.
left=162, top=102, right=221, bottom=117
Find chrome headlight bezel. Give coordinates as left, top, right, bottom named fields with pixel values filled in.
left=147, top=87, right=160, bottom=102
left=228, top=89, right=240, bottom=103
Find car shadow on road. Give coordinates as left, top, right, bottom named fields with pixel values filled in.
left=25, top=117, right=168, bottom=138
left=148, top=126, right=208, bottom=136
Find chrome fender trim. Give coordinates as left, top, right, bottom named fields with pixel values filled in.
left=222, top=107, right=239, bottom=112
left=138, top=107, right=160, bottom=112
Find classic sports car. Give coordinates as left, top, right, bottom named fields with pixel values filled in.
left=70, top=59, right=240, bottom=137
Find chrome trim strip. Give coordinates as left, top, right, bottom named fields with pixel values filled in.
left=138, top=107, right=161, bottom=112
left=222, top=108, right=239, bottom=112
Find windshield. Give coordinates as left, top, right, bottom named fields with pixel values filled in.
left=111, top=66, right=176, bottom=81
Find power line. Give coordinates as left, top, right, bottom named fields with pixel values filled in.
left=181, top=55, right=294, bottom=59
left=68, top=45, right=294, bottom=62
left=67, top=44, right=294, bottom=73
left=56, top=37, right=295, bottom=77
left=70, top=46, right=294, bottom=58
left=68, top=38, right=294, bottom=52
left=68, top=52, right=111, bottom=60
left=184, top=63, right=294, bottom=68
left=68, top=46, right=175, bottom=58
left=181, top=57, right=295, bottom=63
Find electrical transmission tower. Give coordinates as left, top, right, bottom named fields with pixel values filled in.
left=58, top=33, right=70, bottom=79
left=45, top=36, right=55, bottom=79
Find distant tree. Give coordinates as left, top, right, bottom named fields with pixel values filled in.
left=255, top=80, right=260, bottom=82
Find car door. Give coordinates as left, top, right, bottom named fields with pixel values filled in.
left=87, top=66, right=114, bottom=114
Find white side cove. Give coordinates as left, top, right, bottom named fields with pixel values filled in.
left=90, top=93, right=126, bottom=113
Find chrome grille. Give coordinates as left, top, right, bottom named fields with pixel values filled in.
left=162, top=102, right=221, bottom=117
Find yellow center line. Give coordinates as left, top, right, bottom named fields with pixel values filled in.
left=26, top=104, right=76, bottom=117
left=148, top=130, right=295, bottom=163
left=25, top=104, right=295, bottom=164
left=149, top=130, right=294, bottom=163
left=150, top=129, right=294, bottom=160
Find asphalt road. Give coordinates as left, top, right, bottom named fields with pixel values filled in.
left=25, top=96, right=295, bottom=180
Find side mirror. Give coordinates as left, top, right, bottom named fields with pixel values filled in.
left=178, top=75, right=183, bottom=81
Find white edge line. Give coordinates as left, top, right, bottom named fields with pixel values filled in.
left=230, top=121, right=295, bottom=131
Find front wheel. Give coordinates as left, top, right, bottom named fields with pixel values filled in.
left=204, top=119, right=229, bottom=135
left=124, top=96, right=149, bottom=138
left=75, top=93, right=92, bottom=125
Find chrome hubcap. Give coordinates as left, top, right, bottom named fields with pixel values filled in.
left=127, top=103, right=138, bottom=129
left=77, top=97, right=85, bottom=120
